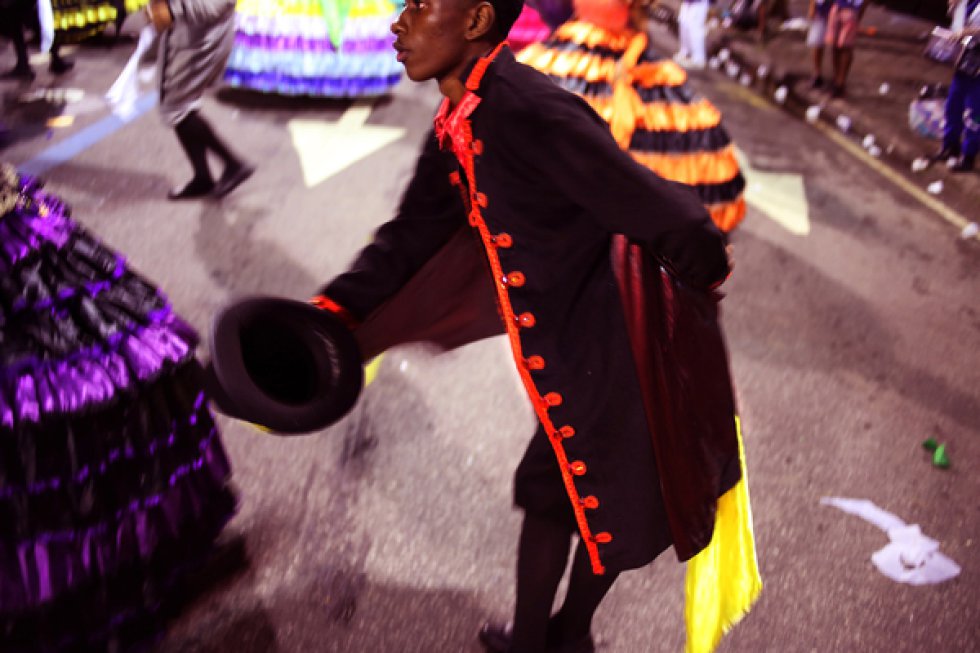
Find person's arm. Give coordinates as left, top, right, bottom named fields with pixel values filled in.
left=315, top=130, right=468, bottom=322
left=807, top=0, right=816, bottom=21
left=502, top=83, right=730, bottom=289
left=147, top=0, right=173, bottom=31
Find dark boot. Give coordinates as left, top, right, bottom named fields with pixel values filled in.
left=478, top=622, right=513, bottom=653
left=170, top=114, right=215, bottom=200
left=1, top=64, right=35, bottom=80
left=1, top=21, right=34, bottom=80
left=49, top=47, right=74, bottom=75
left=168, top=177, right=215, bottom=200
left=212, top=163, right=255, bottom=198
left=178, top=111, right=254, bottom=198
left=478, top=622, right=595, bottom=653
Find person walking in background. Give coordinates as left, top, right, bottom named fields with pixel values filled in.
left=824, top=0, right=867, bottom=97
left=0, top=0, right=37, bottom=79
left=934, top=0, right=980, bottom=171
left=806, top=0, right=832, bottom=88
left=757, top=0, right=787, bottom=43
left=147, top=0, right=254, bottom=199
left=675, top=0, right=709, bottom=69
left=0, top=0, right=76, bottom=80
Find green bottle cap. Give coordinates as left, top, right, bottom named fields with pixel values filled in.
left=922, top=437, right=938, bottom=452
left=933, top=444, right=950, bottom=469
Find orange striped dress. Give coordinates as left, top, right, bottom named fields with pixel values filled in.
left=518, top=21, right=746, bottom=232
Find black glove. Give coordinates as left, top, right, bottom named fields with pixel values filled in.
left=652, top=227, right=732, bottom=291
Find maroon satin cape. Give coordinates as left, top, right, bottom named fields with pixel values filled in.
left=351, top=227, right=740, bottom=562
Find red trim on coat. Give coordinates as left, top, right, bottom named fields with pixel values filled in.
left=436, top=43, right=608, bottom=575
left=309, top=294, right=359, bottom=330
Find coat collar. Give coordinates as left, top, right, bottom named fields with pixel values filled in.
left=433, top=42, right=511, bottom=154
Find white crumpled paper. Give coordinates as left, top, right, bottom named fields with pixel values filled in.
left=106, top=25, right=157, bottom=119
left=821, top=497, right=961, bottom=585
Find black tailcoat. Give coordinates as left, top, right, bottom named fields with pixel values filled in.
left=319, top=46, right=739, bottom=574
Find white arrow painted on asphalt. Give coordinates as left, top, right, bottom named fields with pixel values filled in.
left=289, top=99, right=407, bottom=188
left=737, top=149, right=811, bottom=236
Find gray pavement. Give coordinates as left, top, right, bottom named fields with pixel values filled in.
left=1, top=20, right=979, bottom=653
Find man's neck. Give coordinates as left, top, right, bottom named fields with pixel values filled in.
left=438, top=42, right=500, bottom=107
left=439, top=77, right=469, bottom=108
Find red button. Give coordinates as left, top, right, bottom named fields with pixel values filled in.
left=516, top=312, right=535, bottom=328
left=493, top=233, right=512, bottom=248
left=472, top=139, right=484, bottom=155
left=594, top=532, right=613, bottom=544
left=506, top=271, right=525, bottom=287
left=570, top=461, right=587, bottom=476
left=475, top=192, right=488, bottom=207
left=558, top=425, right=575, bottom=439
left=581, top=496, right=599, bottom=509
left=544, top=392, right=562, bottom=407
left=525, top=356, right=545, bottom=370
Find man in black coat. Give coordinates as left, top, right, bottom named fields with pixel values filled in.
left=313, top=0, right=738, bottom=650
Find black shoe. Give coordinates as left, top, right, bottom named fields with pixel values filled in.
left=477, top=622, right=595, bottom=653
left=949, top=154, right=975, bottom=172
left=168, top=176, right=215, bottom=200
left=1, top=65, right=35, bottom=81
left=810, top=75, right=824, bottom=89
left=212, top=163, right=255, bottom=199
left=49, top=57, right=74, bottom=75
left=478, top=622, right=512, bottom=653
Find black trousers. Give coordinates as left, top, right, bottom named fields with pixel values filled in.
left=0, top=0, right=33, bottom=66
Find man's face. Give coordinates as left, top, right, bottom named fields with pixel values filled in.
left=391, top=0, right=475, bottom=82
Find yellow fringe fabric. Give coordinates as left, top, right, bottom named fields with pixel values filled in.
left=125, top=0, right=149, bottom=13
left=52, top=4, right=116, bottom=31
left=630, top=145, right=741, bottom=186
left=235, top=0, right=331, bottom=16
left=684, top=416, right=762, bottom=653
left=363, top=354, right=383, bottom=387
left=234, top=0, right=393, bottom=19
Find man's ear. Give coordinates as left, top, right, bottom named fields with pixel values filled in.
left=465, top=1, right=496, bottom=40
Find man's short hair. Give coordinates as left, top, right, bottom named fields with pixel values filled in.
left=489, top=0, right=524, bottom=39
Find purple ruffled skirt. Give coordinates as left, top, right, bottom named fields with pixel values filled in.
left=0, top=170, right=237, bottom=652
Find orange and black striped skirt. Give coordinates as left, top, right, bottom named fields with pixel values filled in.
left=519, top=21, right=746, bottom=232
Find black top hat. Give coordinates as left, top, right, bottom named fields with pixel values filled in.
left=206, top=296, right=364, bottom=434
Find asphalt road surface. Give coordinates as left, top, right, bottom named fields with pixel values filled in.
left=2, top=32, right=978, bottom=653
